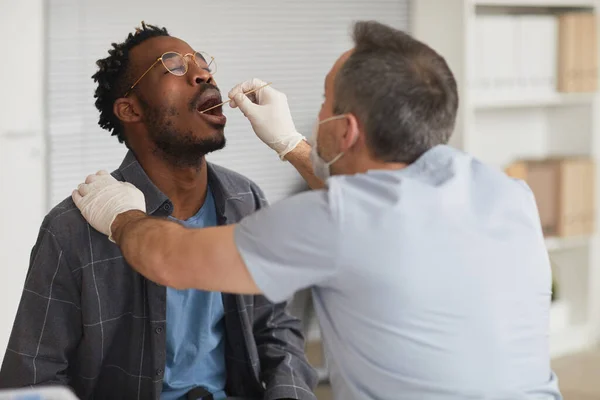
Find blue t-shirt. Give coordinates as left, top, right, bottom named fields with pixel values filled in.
left=161, top=187, right=227, bottom=400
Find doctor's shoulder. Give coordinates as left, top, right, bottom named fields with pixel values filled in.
left=464, top=154, right=541, bottom=216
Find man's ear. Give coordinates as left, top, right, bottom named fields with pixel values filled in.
left=341, top=113, right=361, bottom=151
left=114, top=98, right=142, bottom=124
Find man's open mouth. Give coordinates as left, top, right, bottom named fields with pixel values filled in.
left=197, top=96, right=223, bottom=115
left=194, top=90, right=227, bottom=126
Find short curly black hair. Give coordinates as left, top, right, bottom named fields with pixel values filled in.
left=92, top=21, right=170, bottom=145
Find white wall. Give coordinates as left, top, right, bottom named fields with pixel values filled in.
left=0, top=0, right=46, bottom=362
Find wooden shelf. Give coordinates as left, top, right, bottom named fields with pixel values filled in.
left=545, top=235, right=590, bottom=251
left=473, top=92, right=596, bottom=110
left=473, top=0, right=595, bottom=8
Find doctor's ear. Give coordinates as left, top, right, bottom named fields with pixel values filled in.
left=114, top=98, right=143, bottom=124
left=343, top=113, right=361, bottom=148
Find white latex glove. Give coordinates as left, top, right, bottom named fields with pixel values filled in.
left=228, top=78, right=305, bottom=159
left=72, top=170, right=146, bottom=242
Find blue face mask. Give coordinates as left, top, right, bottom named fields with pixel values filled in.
left=309, top=114, right=348, bottom=181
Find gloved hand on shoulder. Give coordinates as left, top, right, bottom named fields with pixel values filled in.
left=72, top=170, right=146, bottom=242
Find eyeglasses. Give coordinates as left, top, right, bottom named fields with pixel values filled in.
left=123, top=51, right=216, bottom=97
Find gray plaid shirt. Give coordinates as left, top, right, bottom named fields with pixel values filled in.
left=0, top=151, right=317, bottom=400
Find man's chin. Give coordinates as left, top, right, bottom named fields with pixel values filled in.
left=204, top=129, right=226, bottom=153
left=152, top=134, right=226, bottom=169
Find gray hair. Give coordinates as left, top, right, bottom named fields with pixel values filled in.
left=334, top=21, right=459, bottom=163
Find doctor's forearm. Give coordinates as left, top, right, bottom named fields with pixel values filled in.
left=111, top=210, right=186, bottom=288
left=111, top=211, right=262, bottom=294
left=285, top=140, right=325, bottom=190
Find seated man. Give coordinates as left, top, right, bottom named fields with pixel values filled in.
left=0, top=22, right=317, bottom=400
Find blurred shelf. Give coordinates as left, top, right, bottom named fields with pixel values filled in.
left=545, top=235, right=590, bottom=251
left=550, top=300, right=569, bottom=335
left=473, top=0, right=595, bottom=7
left=550, top=322, right=593, bottom=358
left=548, top=301, right=588, bottom=360
left=473, top=92, right=596, bottom=110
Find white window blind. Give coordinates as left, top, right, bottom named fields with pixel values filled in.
left=47, top=0, right=410, bottom=207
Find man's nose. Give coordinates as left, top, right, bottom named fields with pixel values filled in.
left=188, top=63, right=213, bottom=86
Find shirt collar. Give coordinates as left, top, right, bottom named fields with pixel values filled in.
left=117, top=150, right=228, bottom=224
left=206, top=164, right=229, bottom=225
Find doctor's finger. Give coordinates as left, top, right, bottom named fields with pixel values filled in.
left=85, top=170, right=108, bottom=184
left=228, top=78, right=268, bottom=107
left=77, top=183, right=91, bottom=196
left=72, top=190, right=84, bottom=207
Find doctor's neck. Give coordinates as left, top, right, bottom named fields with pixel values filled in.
left=358, top=158, right=408, bottom=173
left=337, top=150, right=408, bottom=176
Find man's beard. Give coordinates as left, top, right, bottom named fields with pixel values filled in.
left=143, top=101, right=226, bottom=169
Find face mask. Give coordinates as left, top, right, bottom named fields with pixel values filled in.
left=310, top=114, right=348, bottom=182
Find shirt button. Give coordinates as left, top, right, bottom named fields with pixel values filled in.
left=163, top=203, right=171, bottom=211
left=156, top=368, right=163, bottom=376
left=155, top=327, right=163, bottom=334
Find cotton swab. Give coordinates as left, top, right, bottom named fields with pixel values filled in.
left=199, top=82, right=273, bottom=114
